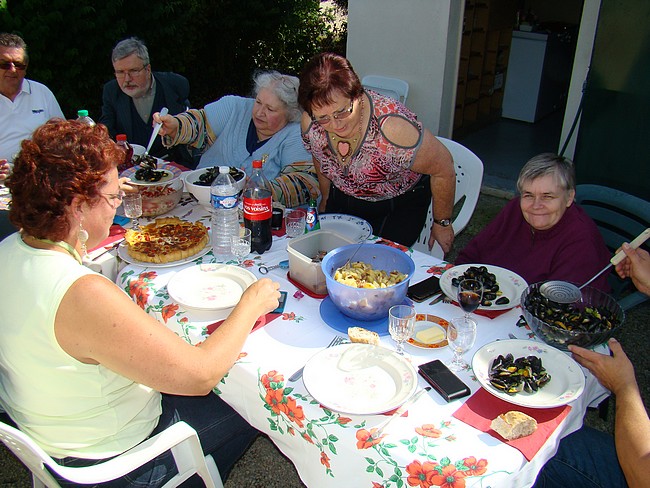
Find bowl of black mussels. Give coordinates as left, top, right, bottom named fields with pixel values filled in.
left=520, top=282, right=624, bottom=351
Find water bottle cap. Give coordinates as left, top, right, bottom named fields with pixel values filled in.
left=219, top=166, right=229, bottom=173
left=252, top=159, right=263, bottom=169
left=77, top=109, right=89, bottom=117
left=116, top=134, right=127, bottom=141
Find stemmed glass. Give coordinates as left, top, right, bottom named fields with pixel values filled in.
left=122, top=193, right=143, bottom=230
left=447, top=317, right=477, bottom=371
left=388, top=304, right=416, bottom=356
left=457, top=278, right=483, bottom=323
left=230, top=227, right=252, bottom=265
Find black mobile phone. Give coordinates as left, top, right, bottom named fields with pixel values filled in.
left=271, top=291, right=288, bottom=314
left=418, top=360, right=470, bottom=402
left=407, top=275, right=441, bottom=302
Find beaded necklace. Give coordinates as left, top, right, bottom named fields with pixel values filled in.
left=328, top=97, right=365, bottom=173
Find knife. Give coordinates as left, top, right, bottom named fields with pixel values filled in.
left=428, top=292, right=445, bottom=306
left=371, top=386, right=431, bottom=439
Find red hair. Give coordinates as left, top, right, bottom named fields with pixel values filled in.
left=8, top=119, right=123, bottom=240
left=298, top=52, right=364, bottom=116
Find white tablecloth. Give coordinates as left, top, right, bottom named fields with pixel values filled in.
left=116, top=198, right=609, bottom=488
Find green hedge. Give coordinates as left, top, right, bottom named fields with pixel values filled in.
left=1, top=0, right=346, bottom=119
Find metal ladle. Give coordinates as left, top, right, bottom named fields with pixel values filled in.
left=540, top=227, right=650, bottom=303
left=144, top=107, right=169, bottom=157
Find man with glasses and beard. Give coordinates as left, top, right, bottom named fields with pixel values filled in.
left=100, top=37, right=195, bottom=168
left=0, top=32, right=64, bottom=171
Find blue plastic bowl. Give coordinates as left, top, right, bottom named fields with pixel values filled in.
left=321, top=244, right=415, bottom=321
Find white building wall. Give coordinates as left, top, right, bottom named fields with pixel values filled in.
left=346, top=0, right=463, bottom=137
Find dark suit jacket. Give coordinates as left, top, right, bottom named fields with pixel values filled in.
left=100, top=71, right=194, bottom=166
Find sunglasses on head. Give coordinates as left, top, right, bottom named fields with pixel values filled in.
left=0, top=61, right=27, bottom=71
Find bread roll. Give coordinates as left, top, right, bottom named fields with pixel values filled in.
left=348, top=327, right=380, bottom=346
left=490, top=411, right=537, bottom=440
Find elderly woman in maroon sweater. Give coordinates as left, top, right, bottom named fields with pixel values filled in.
left=456, top=153, right=611, bottom=291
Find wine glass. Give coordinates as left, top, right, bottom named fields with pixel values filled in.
left=122, top=193, right=143, bottom=230
left=457, top=278, right=483, bottom=322
left=447, top=317, right=477, bottom=371
left=230, top=227, right=252, bottom=265
left=388, top=304, right=416, bottom=356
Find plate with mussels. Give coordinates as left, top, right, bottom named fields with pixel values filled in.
left=120, top=159, right=182, bottom=186
left=472, top=339, right=585, bottom=408
left=440, top=264, right=529, bottom=311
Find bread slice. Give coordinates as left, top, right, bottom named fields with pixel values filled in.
left=348, top=326, right=380, bottom=346
left=490, top=411, right=537, bottom=440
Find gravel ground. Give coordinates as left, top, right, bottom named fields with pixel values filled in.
left=2, top=190, right=648, bottom=487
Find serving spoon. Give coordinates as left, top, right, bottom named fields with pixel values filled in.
left=540, top=227, right=650, bottom=303
left=144, top=107, right=169, bottom=157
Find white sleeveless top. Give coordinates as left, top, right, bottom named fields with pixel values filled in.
left=0, top=233, right=161, bottom=459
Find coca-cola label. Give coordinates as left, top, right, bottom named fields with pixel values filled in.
left=211, top=194, right=239, bottom=210
left=243, top=196, right=272, bottom=220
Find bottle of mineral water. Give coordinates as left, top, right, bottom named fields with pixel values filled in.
left=210, top=166, right=240, bottom=262
left=76, top=109, right=95, bottom=126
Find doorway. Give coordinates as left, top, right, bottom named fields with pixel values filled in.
left=451, top=0, right=588, bottom=194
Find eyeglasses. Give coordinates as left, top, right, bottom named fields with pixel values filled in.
left=114, top=65, right=148, bottom=79
left=312, top=100, right=354, bottom=126
left=0, top=61, right=27, bottom=71
left=101, top=190, right=126, bottom=209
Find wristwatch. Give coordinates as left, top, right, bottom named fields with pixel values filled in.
left=433, top=218, right=452, bottom=227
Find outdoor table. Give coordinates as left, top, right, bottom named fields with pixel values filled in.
left=117, top=197, right=609, bottom=488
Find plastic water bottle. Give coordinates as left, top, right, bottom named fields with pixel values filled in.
left=243, top=159, right=273, bottom=254
left=210, top=166, right=240, bottom=261
left=76, top=109, right=95, bottom=126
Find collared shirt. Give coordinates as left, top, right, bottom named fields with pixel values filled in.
left=0, top=79, right=64, bottom=161
left=132, top=75, right=156, bottom=124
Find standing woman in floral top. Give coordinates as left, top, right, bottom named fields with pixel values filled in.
left=298, top=52, right=455, bottom=250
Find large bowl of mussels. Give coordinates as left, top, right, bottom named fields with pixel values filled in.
left=183, top=167, right=247, bottom=208
left=521, top=282, right=624, bottom=351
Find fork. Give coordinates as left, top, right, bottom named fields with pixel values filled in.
left=289, top=335, right=346, bottom=382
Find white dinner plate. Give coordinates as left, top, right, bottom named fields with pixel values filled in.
left=117, top=240, right=211, bottom=268
left=319, top=214, right=372, bottom=242
left=439, top=263, right=528, bottom=311
left=302, top=343, right=418, bottom=415
left=472, top=339, right=585, bottom=408
left=407, top=314, right=449, bottom=349
left=120, top=163, right=182, bottom=186
left=167, top=264, right=257, bottom=310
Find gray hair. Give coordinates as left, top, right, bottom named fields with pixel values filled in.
left=0, top=33, right=28, bottom=63
left=111, top=37, right=150, bottom=65
left=517, top=153, right=576, bottom=194
left=253, top=71, right=302, bottom=122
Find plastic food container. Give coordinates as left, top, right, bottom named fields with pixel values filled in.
left=139, top=177, right=183, bottom=217
left=287, top=230, right=355, bottom=295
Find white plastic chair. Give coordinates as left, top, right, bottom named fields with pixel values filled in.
left=361, top=75, right=409, bottom=104
left=0, top=419, right=223, bottom=488
left=412, top=137, right=484, bottom=258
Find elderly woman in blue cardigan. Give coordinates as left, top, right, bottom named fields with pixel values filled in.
left=155, top=70, right=318, bottom=207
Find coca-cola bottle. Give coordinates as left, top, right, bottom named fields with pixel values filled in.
left=243, top=159, right=273, bottom=254
left=115, top=134, right=134, bottom=173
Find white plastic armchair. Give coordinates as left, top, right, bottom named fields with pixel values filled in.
left=361, top=75, right=409, bottom=104
left=412, top=137, right=484, bottom=258
left=0, top=419, right=223, bottom=488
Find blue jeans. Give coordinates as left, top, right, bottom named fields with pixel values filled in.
left=56, top=392, right=258, bottom=487
left=533, top=426, right=628, bottom=488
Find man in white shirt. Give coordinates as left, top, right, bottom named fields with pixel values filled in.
left=0, top=32, right=64, bottom=178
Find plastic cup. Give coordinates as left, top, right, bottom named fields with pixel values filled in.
left=285, top=209, right=306, bottom=238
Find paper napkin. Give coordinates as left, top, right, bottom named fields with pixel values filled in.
left=453, top=388, right=571, bottom=461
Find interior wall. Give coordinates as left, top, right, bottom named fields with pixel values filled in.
left=347, top=0, right=461, bottom=136
left=527, top=0, right=583, bottom=23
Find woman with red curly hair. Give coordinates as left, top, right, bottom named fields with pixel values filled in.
left=298, top=53, right=456, bottom=250
left=0, top=119, right=280, bottom=486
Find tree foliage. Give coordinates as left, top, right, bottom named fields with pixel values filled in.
left=0, top=0, right=345, bottom=118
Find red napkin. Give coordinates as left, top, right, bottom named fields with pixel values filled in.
left=453, top=388, right=571, bottom=461
left=448, top=300, right=515, bottom=319
left=89, top=224, right=126, bottom=252
left=376, top=238, right=410, bottom=252
left=206, top=313, right=282, bottom=335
